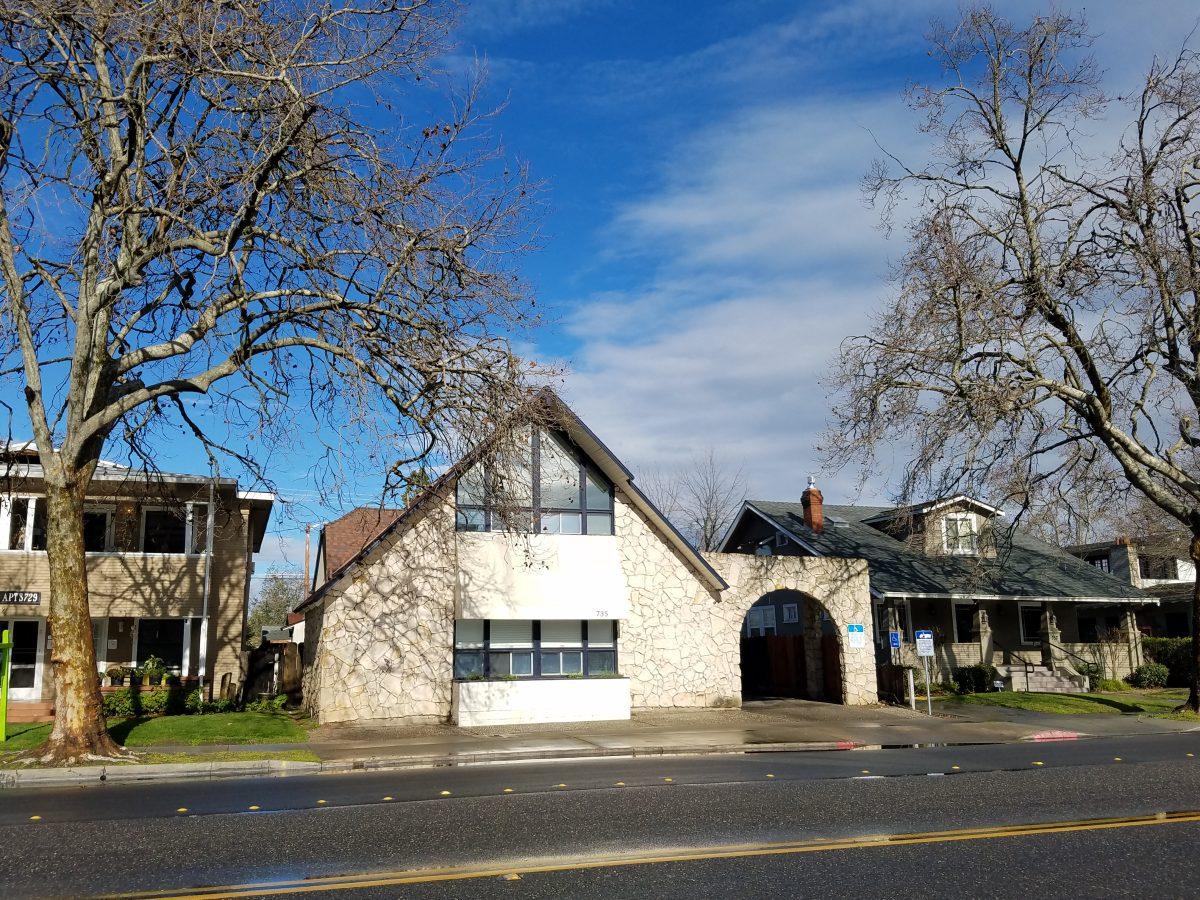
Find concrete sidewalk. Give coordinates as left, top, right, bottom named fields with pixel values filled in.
left=5, top=698, right=1198, bottom=789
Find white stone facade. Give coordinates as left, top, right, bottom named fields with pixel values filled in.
left=302, top=486, right=877, bottom=725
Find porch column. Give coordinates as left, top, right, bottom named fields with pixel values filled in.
left=1122, top=608, right=1143, bottom=671
left=977, top=605, right=994, bottom=670
left=886, top=601, right=902, bottom=666
left=181, top=617, right=192, bottom=678
left=198, top=616, right=209, bottom=693
left=1039, top=606, right=1056, bottom=669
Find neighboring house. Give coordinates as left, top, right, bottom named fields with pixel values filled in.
left=719, top=491, right=1153, bottom=690
left=298, top=391, right=878, bottom=727
left=0, top=444, right=274, bottom=720
left=1065, top=536, right=1194, bottom=638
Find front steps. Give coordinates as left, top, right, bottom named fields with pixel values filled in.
left=6, top=701, right=54, bottom=723
left=996, top=665, right=1087, bottom=693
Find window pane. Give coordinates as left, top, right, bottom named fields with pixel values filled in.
left=30, top=498, right=46, bottom=551
left=539, top=431, right=581, bottom=509
left=541, top=512, right=581, bottom=535
left=585, top=469, right=612, bottom=509
left=8, top=498, right=29, bottom=550
left=588, top=620, right=615, bottom=648
left=586, top=513, right=613, bottom=536
left=454, top=651, right=484, bottom=678
left=488, top=651, right=511, bottom=676
left=83, top=510, right=110, bottom=552
left=137, top=618, right=185, bottom=670
left=189, top=504, right=210, bottom=554
left=489, top=620, right=533, bottom=648
left=587, top=649, right=616, bottom=675
left=541, top=620, right=582, bottom=647
left=562, top=651, right=583, bottom=674
left=456, top=508, right=486, bottom=532
left=455, top=620, right=484, bottom=648
left=143, top=508, right=186, bottom=553
left=540, top=651, right=561, bottom=675
left=456, top=464, right=487, bottom=507
left=511, top=651, right=533, bottom=676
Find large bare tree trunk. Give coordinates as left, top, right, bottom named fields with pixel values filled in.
left=1188, top=534, right=1200, bottom=714
left=27, top=481, right=129, bottom=764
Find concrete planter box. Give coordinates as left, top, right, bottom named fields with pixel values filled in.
left=452, top=677, right=631, bottom=727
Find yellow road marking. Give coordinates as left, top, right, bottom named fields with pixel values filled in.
left=663, top=778, right=674, bottom=783
left=382, top=797, right=393, bottom=802
left=555, top=783, right=567, bottom=788
left=861, top=769, right=870, bottom=774
left=109, top=810, right=1200, bottom=899
left=176, top=808, right=189, bottom=814
left=1189, top=753, right=1195, bottom=758
left=765, top=774, right=775, bottom=779
left=503, top=788, right=514, bottom=794
left=28, top=815, right=41, bottom=821
left=1032, top=762, right=1044, bottom=767
left=247, top=806, right=260, bottom=811
left=1114, top=758, right=1122, bottom=762
left=439, top=791, right=451, bottom=797
left=316, top=800, right=327, bottom=805
left=614, top=782, right=625, bottom=787
left=951, top=766, right=960, bottom=771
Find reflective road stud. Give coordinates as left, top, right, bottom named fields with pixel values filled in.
left=28, top=815, right=40, bottom=821
left=439, top=791, right=451, bottom=797
left=248, top=805, right=261, bottom=810
left=176, top=808, right=188, bottom=814
left=317, top=800, right=328, bottom=805
left=503, top=788, right=514, bottom=794
left=382, top=797, right=394, bottom=801
left=1032, top=762, right=1044, bottom=767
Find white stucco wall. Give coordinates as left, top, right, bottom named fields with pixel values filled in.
left=453, top=677, right=631, bottom=726
left=456, top=532, right=629, bottom=620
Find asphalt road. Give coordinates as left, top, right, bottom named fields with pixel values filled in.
left=3, top=732, right=1200, bottom=898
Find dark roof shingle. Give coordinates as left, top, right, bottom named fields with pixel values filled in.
left=747, top=500, right=1148, bottom=602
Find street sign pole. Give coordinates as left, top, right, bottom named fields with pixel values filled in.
left=0, top=627, right=11, bottom=743
left=914, top=629, right=935, bottom=717
left=923, top=656, right=932, bottom=716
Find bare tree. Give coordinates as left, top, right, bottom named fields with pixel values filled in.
left=0, top=1, right=540, bottom=763
left=826, top=7, right=1200, bottom=709
left=641, top=448, right=746, bottom=551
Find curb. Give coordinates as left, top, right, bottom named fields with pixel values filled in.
left=0, top=740, right=866, bottom=789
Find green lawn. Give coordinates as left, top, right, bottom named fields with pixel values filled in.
left=951, top=688, right=1194, bottom=717
left=1, top=711, right=308, bottom=755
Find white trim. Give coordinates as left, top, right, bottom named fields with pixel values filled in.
left=942, top=512, right=978, bottom=555
left=140, top=503, right=208, bottom=556
left=181, top=617, right=192, bottom=677
left=92, top=616, right=109, bottom=672
left=861, top=494, right=1003, bottom=523
left=1017, top=601, right=1043, bottom=645
left=2, top=616, right=45, bottom=701
left=197, top=616, right=209, bottom=682
left=876, top=591, right=1152, bottom=605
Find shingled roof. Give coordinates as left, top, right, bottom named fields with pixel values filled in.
left=738, top=500, right=1150, bottom=602
left=318, top=506, right=403, bottom=583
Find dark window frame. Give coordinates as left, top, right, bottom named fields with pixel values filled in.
left=455, top=428, right=615, bottom=536
left=453, top=618, right=620, bottom=681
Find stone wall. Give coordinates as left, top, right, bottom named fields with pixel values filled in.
left=303, top=486, right=879, bottom=724
left=301, top=492, right=458, bottom=724
left=706, top=552, right=878, bottom=705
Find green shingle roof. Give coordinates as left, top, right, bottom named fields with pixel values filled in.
left=745, top=500, right=1149, bottom=602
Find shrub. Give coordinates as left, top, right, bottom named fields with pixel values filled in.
left=102, top=687, right=141, bottom=718
left=1095, top=678, right=1131, bottom=692
left=952, top=664, right=1000, bottom=694
left=1128, top=662, right=1170, bottom=689
left=1142, top=637, right=1193, bottom=687
left=246, top=693, right=288, bottom=714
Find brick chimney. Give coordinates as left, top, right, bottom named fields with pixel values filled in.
left=802, top=475, right=824, bottom=533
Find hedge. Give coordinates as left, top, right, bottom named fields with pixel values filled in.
left=101, top=686, right=238, bottom=718
left=952, top=664, right=1000, bottom=694
left=1142, top=637, right=1194, bottom=688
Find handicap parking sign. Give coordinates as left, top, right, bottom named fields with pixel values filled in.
left=889, top=630, right=901, bottom=649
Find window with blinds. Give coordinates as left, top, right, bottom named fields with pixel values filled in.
left=453, top=619, right=620, bottom=681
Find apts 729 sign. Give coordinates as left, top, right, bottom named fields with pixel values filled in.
left=0, top=591, right=39, bottom=605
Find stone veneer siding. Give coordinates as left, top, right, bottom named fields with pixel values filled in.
left=302, top=487, right=878, bottom=724
left=302, top=492, right=457, bottom=724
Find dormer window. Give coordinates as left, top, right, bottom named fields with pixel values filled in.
left=943, top=513, right=978, bottom=555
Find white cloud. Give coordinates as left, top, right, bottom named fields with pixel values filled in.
left=554, top=1, right=1200, bottom=508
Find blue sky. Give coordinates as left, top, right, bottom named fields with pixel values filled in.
left=13, top=1, right=1200, bottom=587
left=247, top=0, right=1200, bottom=582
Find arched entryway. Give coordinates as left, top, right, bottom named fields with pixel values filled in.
left=739, top=590, right=843, bottom=702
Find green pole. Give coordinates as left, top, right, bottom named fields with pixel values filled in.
left=0, top=628, right=11, bottom=743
